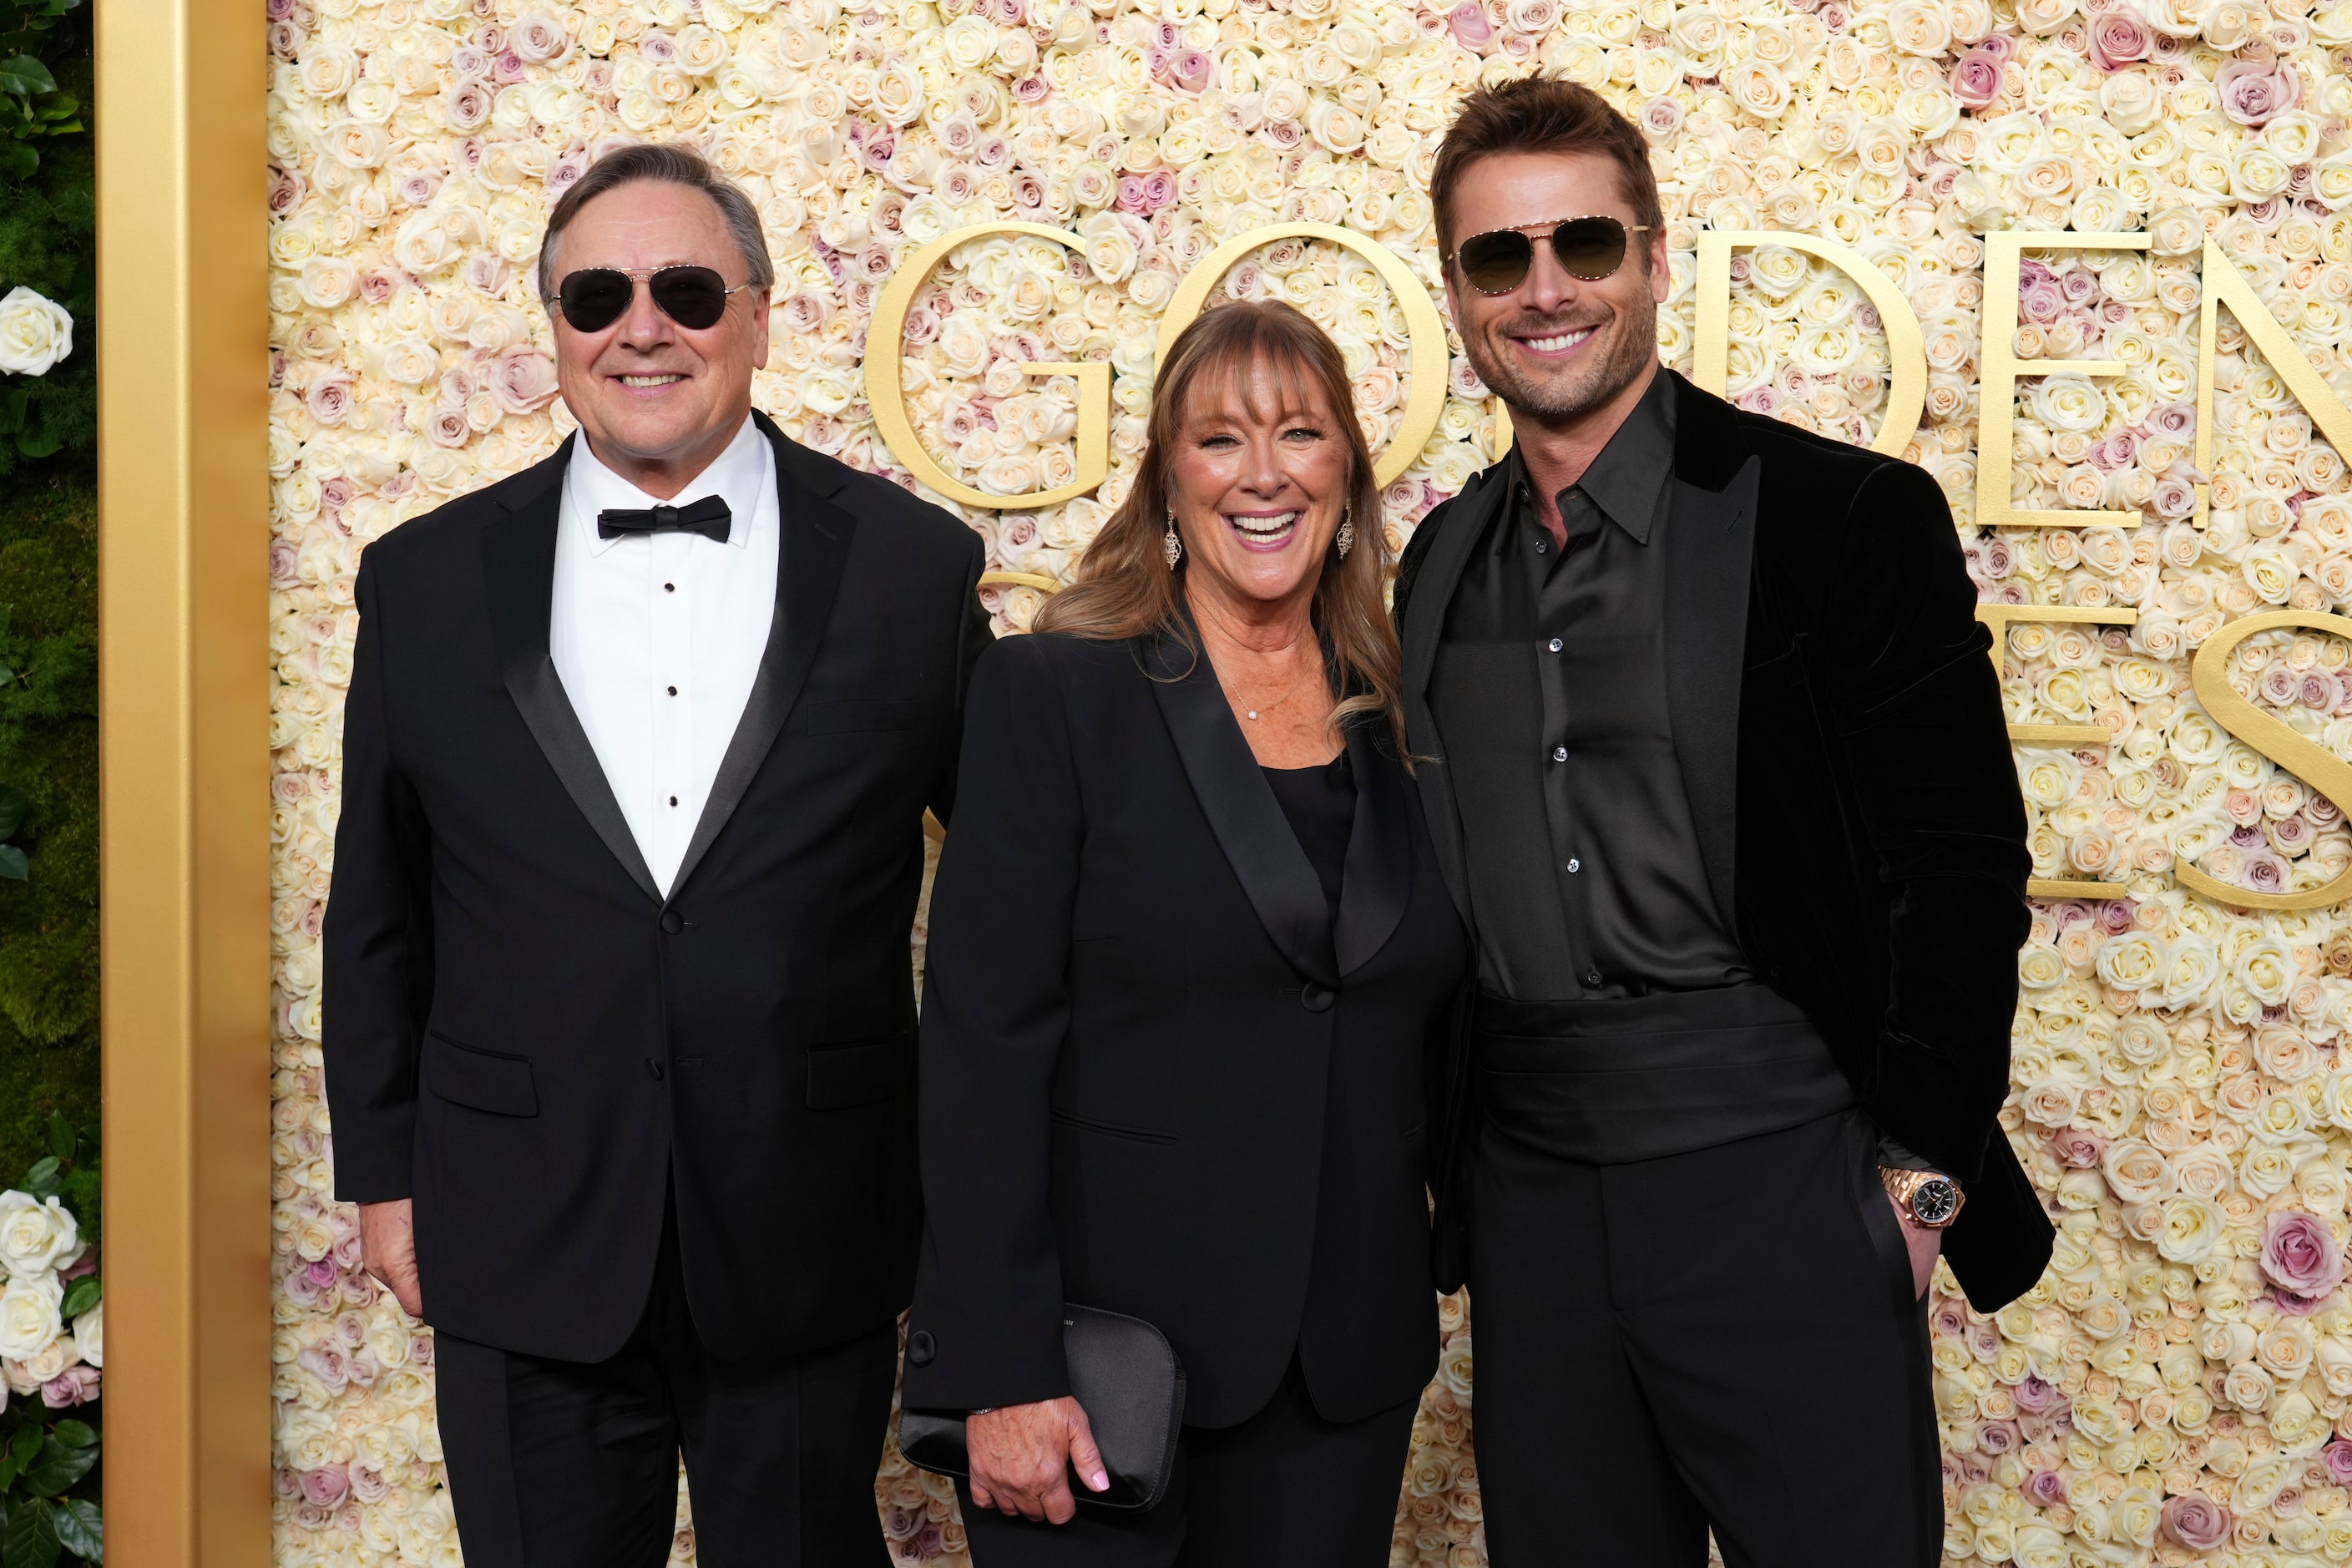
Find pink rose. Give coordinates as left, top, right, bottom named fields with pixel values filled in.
left=2162, top=1493, right=2232, bottom=1551
left=492, top=350, right=559, bottom=414
left=1448, top=3, right=1495, bottom=52
left=39, top=1365, right=99, bottom=1409
left=1170, top=49, right=1212, bottom=93
left=2324, top=1439, right=2352, bottom=1484
left=299, top=1464, right=352, bottom=1509
left=1949, top=47, right=2003, bottom=107
left=2090, top=10, right=2152, bottom=68
left=2217, top=54, right=2301, bottom=126
left=2262, top=1210, right=2344, bottom=1297
left=2048, top=1126, right=2106, bottom=1167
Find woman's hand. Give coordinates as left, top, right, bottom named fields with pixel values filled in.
left=967, top=1398, right=1110, bottom=1524
left=1889, top=1194, right=1941, bottom=1298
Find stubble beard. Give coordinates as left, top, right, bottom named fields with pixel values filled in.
left=1465, top=294, right=1658, bottom=426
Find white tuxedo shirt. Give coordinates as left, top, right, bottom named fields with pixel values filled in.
left=550, top=414, right=779, bottom=896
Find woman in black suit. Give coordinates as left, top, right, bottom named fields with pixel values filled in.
left=901, top=300, right=1467, bottom=1565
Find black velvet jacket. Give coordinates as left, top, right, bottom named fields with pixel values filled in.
left=1397, top=372, right=2054, bottom=1312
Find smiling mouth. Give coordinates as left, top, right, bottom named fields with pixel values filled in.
left=617, top=372, right=686, bottom=388
left=1512, top=325, right=1598, bottom=356
left=1226, top=510, right=1299, bottom=549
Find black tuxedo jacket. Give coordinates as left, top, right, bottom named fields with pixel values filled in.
left=323, top=412, right=989, bottom=1362
left=1397, top=372, right=2054, bottom=1312
left=902, top=632, right=1468, bottom=1429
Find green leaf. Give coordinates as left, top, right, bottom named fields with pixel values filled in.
left=39, top=1429, right=85, bottom=1458
left=53, top=1280, right=93, bottom=1323
left=8, top=1431, right=41, bottom=1473
left=0, top=57, right=56, bottom=96
left=18, top=1438, right=93, bottom=1500
left=47, top=1502, right=92, bottom=1565
left=3, top=1494, right=57, bottom=1568
left=0, top=849, right=27, bottom=883
left=0, top=142, right=34, bottom=181
left=15, top=1162, right=56, bottom=1202
left=0, top=789, right=27, bottom=841
left=42, top=1117, right=69, bottom=1166
left=11, top=433, right=60, bottom=462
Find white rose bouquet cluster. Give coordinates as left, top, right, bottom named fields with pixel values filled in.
left=260, top=0, right=2352, bottom=1548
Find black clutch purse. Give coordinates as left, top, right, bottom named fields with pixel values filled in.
left=898, top=1304, right=1186, bottom=1511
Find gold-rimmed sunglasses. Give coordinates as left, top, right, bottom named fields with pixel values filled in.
left=1445, top=215, right=1651, bottom=296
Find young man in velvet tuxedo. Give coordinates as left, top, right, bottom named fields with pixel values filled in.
left=1398, top=78, right=2053, bottom=1564
left=323, top=144, right=987, bottom=1566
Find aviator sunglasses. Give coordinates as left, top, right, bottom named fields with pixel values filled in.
left=551, top=265, right=753, bottom=333
left=1448, top=215, right=1651, bottom=296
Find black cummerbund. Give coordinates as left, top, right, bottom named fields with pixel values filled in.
left=1475, top=983, right=1854, bottom=1165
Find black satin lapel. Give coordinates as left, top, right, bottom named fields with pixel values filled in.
left=1146, top=640, right=1337, bottom=985
left=1335, top=721, right=1411, bottom=977
left=669, top=415, right=857, bottom=899
left=1664, top=453, right=1762, bottom=923
left=483, top=455, right=663, bottom=905
left=1401, top=474, right=1505, bottom=704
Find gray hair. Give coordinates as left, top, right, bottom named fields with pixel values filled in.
left=537, top=143, right=775, bottom=306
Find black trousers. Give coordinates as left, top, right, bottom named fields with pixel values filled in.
left=959, top=1355, right=1416, bottom=1568
left=1470, top=1108, right=1939, bottom=1568
left=432, top=1203, right=898, bottom=1568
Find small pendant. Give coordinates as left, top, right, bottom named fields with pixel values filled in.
left=1246, top=710, right=1259, bottom=720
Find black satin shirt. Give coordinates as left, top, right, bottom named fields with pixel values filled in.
left=1429, top=369, right=1751, bottom=1001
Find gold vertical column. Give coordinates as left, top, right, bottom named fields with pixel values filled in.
left=96, top=0, right=272, bottom=1552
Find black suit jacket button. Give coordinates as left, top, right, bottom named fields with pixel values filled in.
left=1301, top=983, right=1336, bottom=1013
left=660, top=910, right=684, bottom=935
left=907, top=1330, right=936, bottom=1368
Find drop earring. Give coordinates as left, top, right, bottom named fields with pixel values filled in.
left=1335, top=502, right=1355, bottom=559
left=1164, top=508, right=1182, bottom=570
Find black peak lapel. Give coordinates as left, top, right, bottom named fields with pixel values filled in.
left=483, top=437, right=663, bottom=905
left=1335, top=720, right=1410, bottom=977
left=1400, top=468, right=1506, bottom=706
left=667, top=413, right=859, bottom=898
left=1146, top=637, right=1338, bottom=987
left=1662, top=376, right=1762, bottom=923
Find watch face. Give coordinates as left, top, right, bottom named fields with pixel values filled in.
left=1911, top=1177, right=1960, bottom=1227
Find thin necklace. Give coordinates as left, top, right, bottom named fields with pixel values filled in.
left=1222, top=664, right=1308, bottom=721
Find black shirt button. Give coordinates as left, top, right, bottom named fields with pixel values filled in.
left=1547, top=637, right=1563, bottom=652
left=1301, top=983, right=1336, bottom=1013
left=1566, top=858, right=1581, bottom=873
left=645, top=1058, right=665, bottom=1080
left=908, top=1330, right=936, bottom=1367
left=660, top=910, right=684, bottom=935
left=1535, top=538, right=1549, bottom=554
left=664, top=582, right=675, bottom=592
left=1586, top=971, right=1603, bottom=986
left=1550, top=746, right=1567, bottom=762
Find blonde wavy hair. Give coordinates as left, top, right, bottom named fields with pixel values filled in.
left=1034, top=299, right=1406, bottom=758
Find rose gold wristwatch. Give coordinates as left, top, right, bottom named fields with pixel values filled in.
left=1879, top=1167, right=1965, bottom=1229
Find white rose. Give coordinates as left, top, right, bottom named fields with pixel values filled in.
left=0, top=287, right=73, bottom=377
left=0, top=1193, right=78, bottom=1279
left=71, top=1300, right=98, bottom=1369
left=0, top=1277, right=63, bottom=1363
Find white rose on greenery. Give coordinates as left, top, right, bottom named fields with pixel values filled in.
left=0, top=287, right=73, bottom=377
left=0, top=1193, right=78, bottom=1279
left=0, top=1277, right=62, bottom=1363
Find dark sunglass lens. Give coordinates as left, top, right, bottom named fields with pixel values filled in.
left=1459, top=230, right=1535, bottom=294
left=650, top=267, right=731, bottom=329
left=558, top=269, right=635, bottom=332
left=1551, top=217, right=1629, bottom=281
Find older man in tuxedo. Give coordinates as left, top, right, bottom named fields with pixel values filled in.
left=324, top=143, right=987, bottom=1566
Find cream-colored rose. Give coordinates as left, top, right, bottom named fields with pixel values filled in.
left=0, top=1277, right=61, bottom=1363
left=0, top=1194, right=78, bottom=1279
left=0, top=287, right=73, bottom=377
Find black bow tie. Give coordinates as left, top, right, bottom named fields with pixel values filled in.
left=598, top=495, right=732, bottom=543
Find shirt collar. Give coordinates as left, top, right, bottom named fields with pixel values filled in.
left=1508, top=366, right=1677, bottom=547
left=568, top=412, right=769, bottom=556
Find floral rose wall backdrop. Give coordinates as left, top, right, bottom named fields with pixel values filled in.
left=264, top=0, right=2352, bottom=1555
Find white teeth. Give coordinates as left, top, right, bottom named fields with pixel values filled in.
left=620, top=373, right=684, bottom=387
left=1523, top=327, right=1595, bottom=352
left=1227, top=510, right=1299, bottom=536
